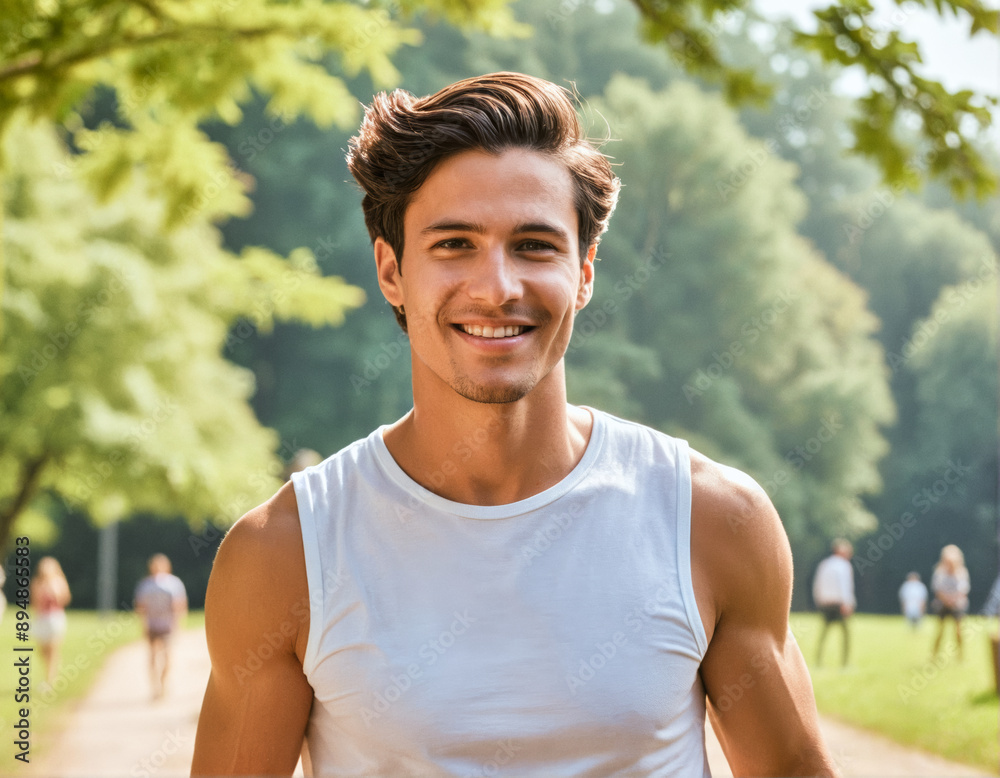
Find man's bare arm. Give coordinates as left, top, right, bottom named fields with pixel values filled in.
left=691, top=452, right=836, bottom=777
left=192, top=482, right=314, bottom=776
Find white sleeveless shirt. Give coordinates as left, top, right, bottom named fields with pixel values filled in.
left=291, top=408, right=711, bottom=777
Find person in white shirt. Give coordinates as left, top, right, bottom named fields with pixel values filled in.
left=812, top=538, right=855, bottom=666
left=898, top=571, right=928, bottom=629
left=192, top=72, right=836, bottom=777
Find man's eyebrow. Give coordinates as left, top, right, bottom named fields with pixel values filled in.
left=421, top=221, right=486, bottom=235
left=420, top=221, right=570, bottom=241
left=514, top=222, right=570, bottom=240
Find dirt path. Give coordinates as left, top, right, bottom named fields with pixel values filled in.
left=28, top=629, right=210, bottom=778
left=28, top=628, right=993, bottom=777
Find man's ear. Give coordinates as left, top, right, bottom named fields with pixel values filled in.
left=576, top=244, right=597, bottom=310
left=374, top=237, right=404, bottom=308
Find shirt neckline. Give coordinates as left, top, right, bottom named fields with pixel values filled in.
left=371, top=406, right=605, bottom=520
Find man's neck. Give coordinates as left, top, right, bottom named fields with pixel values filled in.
left=382, top=380, right=593, bottom=506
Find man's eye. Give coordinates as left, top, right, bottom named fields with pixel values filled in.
left=520, top=240, right=555, bottom=251
left=435, top=238, right=470, bottom=250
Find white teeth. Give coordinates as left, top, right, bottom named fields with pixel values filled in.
left=461, top=324, right=525, bottom=338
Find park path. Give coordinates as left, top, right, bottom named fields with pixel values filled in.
left=27, top=627, right=993, bottom=777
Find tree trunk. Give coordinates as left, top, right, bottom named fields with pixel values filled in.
left=0, top=456, right=48, bottom=551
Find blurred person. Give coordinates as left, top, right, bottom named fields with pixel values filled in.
left=134, top=553, right=188, bottom=699
left=931, top=544, right=970, bottom=661
left=32, top=556, right=71, bottom=685
left=898, top=571, right=928, bottom=629
left=193, top=72, right=836, bottom=777
left=812, top=539, right=855, bottom=667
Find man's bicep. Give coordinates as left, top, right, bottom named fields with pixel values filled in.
left=692, top=460, right=834, bottom=776
left=192, top=504, right=314, bottom=775
left=193, top=650, right=313, bottom=775
left=702, top=619, right=830, bottom=776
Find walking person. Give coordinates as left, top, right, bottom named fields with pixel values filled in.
left=812, top=539, right=855, bottom=667
left=134, top=553, right=188, bottom=699
left=898, top=571, right=928, bottom=630
left=31, top=556, right=71, bottom=686
left=193, top=72, right=836, bottom=777
left=931, top=544, right=970, bottom=661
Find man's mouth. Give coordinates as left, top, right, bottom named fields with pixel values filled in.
left=456, top=324, right=531, bottom=339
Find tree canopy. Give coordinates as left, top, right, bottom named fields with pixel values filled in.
left=0, top=0, right=525, bottom=224
left=632, top=0, right=999, bottom=198
left=0, top=117, right=364, bottom=546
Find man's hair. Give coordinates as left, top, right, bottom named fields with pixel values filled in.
left=346, top=72, right=620, bottom=329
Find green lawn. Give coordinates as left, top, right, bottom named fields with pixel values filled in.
left=791, top=612, right=999, bottom=771
left=0, top=608, right=204, bottom=763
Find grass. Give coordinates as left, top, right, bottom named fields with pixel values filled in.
left=790, top=612, right=999, bottom=771
left=0, top=607, right=204, bottom=763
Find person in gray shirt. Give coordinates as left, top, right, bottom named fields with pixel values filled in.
left=134, top=553, right=187, bottom=699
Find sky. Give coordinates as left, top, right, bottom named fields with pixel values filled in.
left=754, top=0, right=999, bottom=96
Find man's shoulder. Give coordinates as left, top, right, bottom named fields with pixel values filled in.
left=207, top=483, right=307, bottom=614
left=588, top=408, right=690, bottom=465
left=689, top=448, right=792, bottom=624
left=688, top=448, right=775, bottom=533
left=297, top=430, right=380, bottom=473
left=221, top=481, right=303, bottom=565
left=207, top=482, right=309, bottom=655
left=591, top=407, right=677, bottom=440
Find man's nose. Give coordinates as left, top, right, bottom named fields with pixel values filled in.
left=465, top=246, right=524, bottom=306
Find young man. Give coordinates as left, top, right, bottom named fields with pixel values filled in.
left=193, top=72, right=835, bottom=776
left=812, top=539, right=855, bottom=667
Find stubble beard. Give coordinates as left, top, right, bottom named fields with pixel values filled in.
left=449, top=371, right=535, bottom=404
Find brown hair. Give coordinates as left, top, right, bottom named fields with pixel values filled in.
left=346, top=72, right=620, bottom=330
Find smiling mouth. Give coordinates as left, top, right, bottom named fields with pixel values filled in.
left=456, top=324, right=532, bottom=339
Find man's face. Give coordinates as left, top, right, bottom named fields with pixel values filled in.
left=375, top=148, right=594, bottom=405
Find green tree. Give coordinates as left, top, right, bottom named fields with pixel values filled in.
left=0, top=118, right=364, bottom=547
left=851, top=278, right=998, bottom=609
left=908, top=283, right=998, bottom=601
left=631, top=0, right=1000, bottom=197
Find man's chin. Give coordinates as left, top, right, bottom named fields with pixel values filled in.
left=452, top=379, right=533, bottom=405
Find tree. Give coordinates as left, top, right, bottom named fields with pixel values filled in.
left=852, top=279, right=998, bottom=610
left=0, top=117, right=365, bottom=548
left=631, top=0, right=1000, bottom=198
